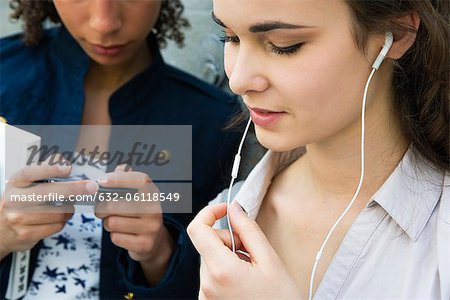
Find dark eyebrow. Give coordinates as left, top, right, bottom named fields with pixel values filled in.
left=249, top=22, right=314, bottom=33
left=211, top=11, right=315, bottom=32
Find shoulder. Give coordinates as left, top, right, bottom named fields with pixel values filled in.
left=0, top=29, right=59, bottom=120
left=0, top=28, right=57, bottom=62
left=1, top=28, right=58, bottom=90
left=161, top=64, right=239, bottom=109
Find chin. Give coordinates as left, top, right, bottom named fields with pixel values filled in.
left=254, top=128, right=305, bottom=153
left=91, top=56, right=126, bottom=66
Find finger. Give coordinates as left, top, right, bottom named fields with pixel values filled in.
left=187, top=203, right=237, bottom=268
left=6, top=211, right=73, bottom=226
left=109, top=232, right=137, bottom=250
left=215, top=229, right=244, bottom=250
left=9, top=161, right=72, bottom=188
left=109, top=232, right=156, bottom=257
left=96, top=210, right=158, bottom=219
left=19, top=180, right=99, bottom=200
left=4, top=181, right=96, bottom=213
left=98, top=171, right=156, bottom=192
left=114, top=164, right=130, bottom=173
left=94, top=199, right=162, bottom=216
left=103, top=215, right=159, bottom=235
left=228, top=201, right=278, bottom=266
left=14, top=222, right=67, bottom=241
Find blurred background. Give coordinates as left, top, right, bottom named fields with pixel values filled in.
left=0, top=0, right=266, bottom=179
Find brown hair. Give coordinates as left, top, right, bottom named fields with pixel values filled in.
left=345, top=0, right=449, bottom=172
left=9, top=0, right=190, bottom=48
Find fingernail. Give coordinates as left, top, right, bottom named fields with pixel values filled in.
left=85, top=181, right=99, bottom=193
left=116, top=164, right=127, bottom=171
left=98, top=175, right=108, bottom=185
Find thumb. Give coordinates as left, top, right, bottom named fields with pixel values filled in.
left=228, top=201, right=278, bottom=266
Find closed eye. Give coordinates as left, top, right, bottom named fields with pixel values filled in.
left=219, top=34, right=240, bottom=45
left=268, top=42, right=304, bottom=55
left=220, top=34, right=304, bottom=56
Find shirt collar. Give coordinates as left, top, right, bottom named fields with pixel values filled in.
left=369, top=146, right=444, bottom=241
left=234, top=145, right=444, bottom=241
left=234, top=147, right=305, bottom=219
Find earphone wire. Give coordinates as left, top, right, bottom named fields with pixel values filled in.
left=307, top=67, right=377, bottom=300
left=227, top=117, right=253, bottom=253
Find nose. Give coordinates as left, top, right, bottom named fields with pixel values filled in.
left=89, top=0, right=122, bottom=36
left=227, top=46, right=269, bottom=96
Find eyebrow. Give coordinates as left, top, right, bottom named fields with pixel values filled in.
left=211, top=11, right=315, bottom=33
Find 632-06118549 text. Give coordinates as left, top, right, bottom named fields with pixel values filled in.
left=7, top=192, right=181, bottom=203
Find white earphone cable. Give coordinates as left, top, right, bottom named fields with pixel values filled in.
left=227, top=117, right=253, bottom=253
left=307, top=67, right=377, bottom=300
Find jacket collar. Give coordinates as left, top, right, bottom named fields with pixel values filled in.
left=234, top=145, right=444, bottom=242
left=50, top=26, right=90, bottom=75
left=48, top=26, right=165, bottom=122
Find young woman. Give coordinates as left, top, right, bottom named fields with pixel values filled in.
left=0, top=0, right=241, bottom=299
left=188, top=0, right=449, bottom=299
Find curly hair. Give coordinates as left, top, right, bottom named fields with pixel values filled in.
left=9, top=0, right=190, bottom=48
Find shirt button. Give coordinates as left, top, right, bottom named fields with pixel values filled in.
left=124, top=292, right=134, bottom=299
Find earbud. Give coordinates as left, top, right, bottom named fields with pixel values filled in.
left=372, top=32, right=394, bottom=70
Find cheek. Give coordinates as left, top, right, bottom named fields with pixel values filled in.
left=54, top=11, right=86, bottom=38
left=141, top=2, right=162, bottom=28
left=273, top=42, right=370, bottom=144
left=306, top=48, right=368, bottom=123
left=125, top=3, right=161, bottom=36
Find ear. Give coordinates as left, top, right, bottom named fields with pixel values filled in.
left=387, top=12, right=421, bottom=60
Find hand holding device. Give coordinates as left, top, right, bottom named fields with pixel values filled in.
left=0, top=156, right=96, bottom=260
left=94, top=164, right=175, bottom=285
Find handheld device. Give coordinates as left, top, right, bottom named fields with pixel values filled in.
left=32, top=174, right=138, bottom=204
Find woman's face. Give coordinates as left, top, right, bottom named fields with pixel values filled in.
left=53, top=0, right=162, bottom=66
left=214, top=0, right=388, bottom=152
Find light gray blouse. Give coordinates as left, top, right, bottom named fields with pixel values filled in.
left=211, top=146, right=449, bottom=299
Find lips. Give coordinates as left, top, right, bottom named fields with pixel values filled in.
left=249, top=107, right=287, bottom=127
left=90, top=43, right=127, bottom=56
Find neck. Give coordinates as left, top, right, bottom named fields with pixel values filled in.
left=295, top=72, right=409, bottom=204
